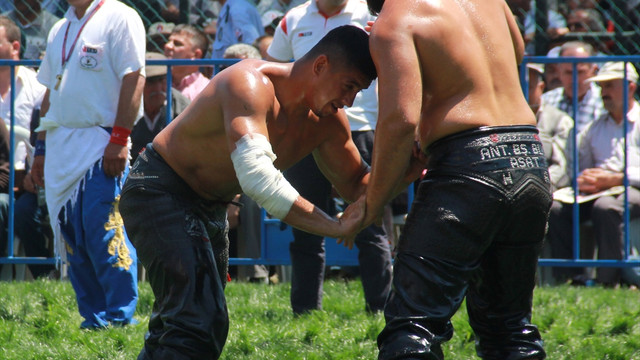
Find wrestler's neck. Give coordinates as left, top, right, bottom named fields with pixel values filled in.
left=271, top=63, right=312, bottom=118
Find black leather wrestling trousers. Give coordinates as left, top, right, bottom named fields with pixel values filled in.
left=377, top=126, right=552, bottom=360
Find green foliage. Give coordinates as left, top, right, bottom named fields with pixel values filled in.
left=0, top=280, right=639, bottom=359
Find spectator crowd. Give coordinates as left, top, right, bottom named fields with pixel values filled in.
left=0, top=0, right=638, bottom=321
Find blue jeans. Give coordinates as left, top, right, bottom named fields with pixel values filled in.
left=377, top=126, right=551, bottom=360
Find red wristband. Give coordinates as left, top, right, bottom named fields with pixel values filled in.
left=109, top=126, right=131, bottom=146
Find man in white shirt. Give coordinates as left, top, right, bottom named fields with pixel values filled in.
left=32, top=0, right=144, bottom=329
left=547, top=61, right=640, bottom=286
left=0, top=16, right=46, bottom=173
left=267, top=0, right=392, bottom=314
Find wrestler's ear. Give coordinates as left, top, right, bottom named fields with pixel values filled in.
left=312, top=55, right=329, bottom=77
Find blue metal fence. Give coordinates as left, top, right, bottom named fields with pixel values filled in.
left=1, top=56, right=638, bottom=273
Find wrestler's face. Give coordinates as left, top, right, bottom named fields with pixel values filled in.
left=311, top=59, right=371, bottom=117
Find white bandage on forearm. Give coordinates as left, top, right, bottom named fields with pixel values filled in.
left=231, top=133, right=299, bottom=219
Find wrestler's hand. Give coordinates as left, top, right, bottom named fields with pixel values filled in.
left=336, top=195, right=367, bottom=249
left=31, top=155, right=45, bottom=188
left=103, top=142, right=128, bottom=178
left=364, top=20, right=375, bottom=32
left=403, top=141, right=428, bottom=184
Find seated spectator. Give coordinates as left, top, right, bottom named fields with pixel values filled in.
left=4, top=0, right=60, bottom=60
left=541, top=41, right=606, bottom=134
left=547, top=62, right=640, bottom=287
left=565, top=7, right=611, bottom=54
left=146, top=21, right=175, bottom=53
left=0, top=16, right=46, bottom=189
left=567, top=8, right=606, bottom=33
left=260, top=9, right=282, bottom=36
left=253, top=34, right=273, bottom=59
left=130, top=52, right=190, bottom=162
left=544, top=45, right=563, bottom=91
left=211, top=0, right=263, bottom=59
left=164, top=24, right=210, bottom=101
left=14, top=107, right=55, bottom=279
left=527, top=63, right=573, bottom=191
left=0, top=118, right=10, bottom=257
left=223, top=42, right=261, bottom=61
left=523, top=1, right=569, bottom=53
left=158, top=0, right=219, bottom=28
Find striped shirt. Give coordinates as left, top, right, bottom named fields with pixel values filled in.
left=541, top=83, right=606, bottom=134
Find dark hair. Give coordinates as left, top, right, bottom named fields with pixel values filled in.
left=173, top=24, right=209, bottom=57
left=367, top=0, right=384, bottom=16
left=302, top=25, right=377, bottom=81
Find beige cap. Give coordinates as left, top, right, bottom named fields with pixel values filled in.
left=145, top=52, right=167, bottom=78
left=586, top=61, right=639, bottom=83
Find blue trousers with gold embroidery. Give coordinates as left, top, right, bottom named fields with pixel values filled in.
left=59, top=160, right=138, bottom=328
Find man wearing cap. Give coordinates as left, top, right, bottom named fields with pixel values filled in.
left=164, top=24, right=210, bottom=101
left=146, top=21, right=175, bottom=52
left=130, top=52, right=190, bottom=162
left=547, top=61, right=640, bottom=287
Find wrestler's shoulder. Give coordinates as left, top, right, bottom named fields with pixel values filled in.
left=217, top=60, right=275, bottom=94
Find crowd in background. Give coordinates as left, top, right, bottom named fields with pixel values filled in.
left=0, top=0, right=639, bottom=290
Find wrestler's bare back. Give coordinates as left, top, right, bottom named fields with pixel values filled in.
left=371, top=0, right=536, bottom=148
left=152, top=59, right=358, bottom=202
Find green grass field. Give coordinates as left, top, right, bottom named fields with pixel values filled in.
left=1, top=279, right=639, bottom=359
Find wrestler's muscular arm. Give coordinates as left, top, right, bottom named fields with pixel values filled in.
left=361, top=11, right=423, bottom=227
left=314, top=110, right=370, bottom=203
left=222, top=69, right=364, bottom=239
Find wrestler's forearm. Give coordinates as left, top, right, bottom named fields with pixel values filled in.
left=282, top=197, right=349, bottom=238
left=365, top=120, right=416, bottom=222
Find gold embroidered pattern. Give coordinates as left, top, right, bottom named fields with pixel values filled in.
left=105, top=195, right=133, bottom=270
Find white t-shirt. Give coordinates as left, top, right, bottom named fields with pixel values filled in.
left=38, top=0, right=145, bottom=129
left=267, top=0, right=378, bottom=131
left=0, top=66, right=46, bottom=169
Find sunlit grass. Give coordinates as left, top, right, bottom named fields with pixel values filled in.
left=0, top=279, right=638, bottom=359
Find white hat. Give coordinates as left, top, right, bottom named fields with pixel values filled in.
left=261, top=10, right=283, bottom=28
left=586, top=61, right=639, bottom=83
left=527, top=63, right=544, bottom=75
